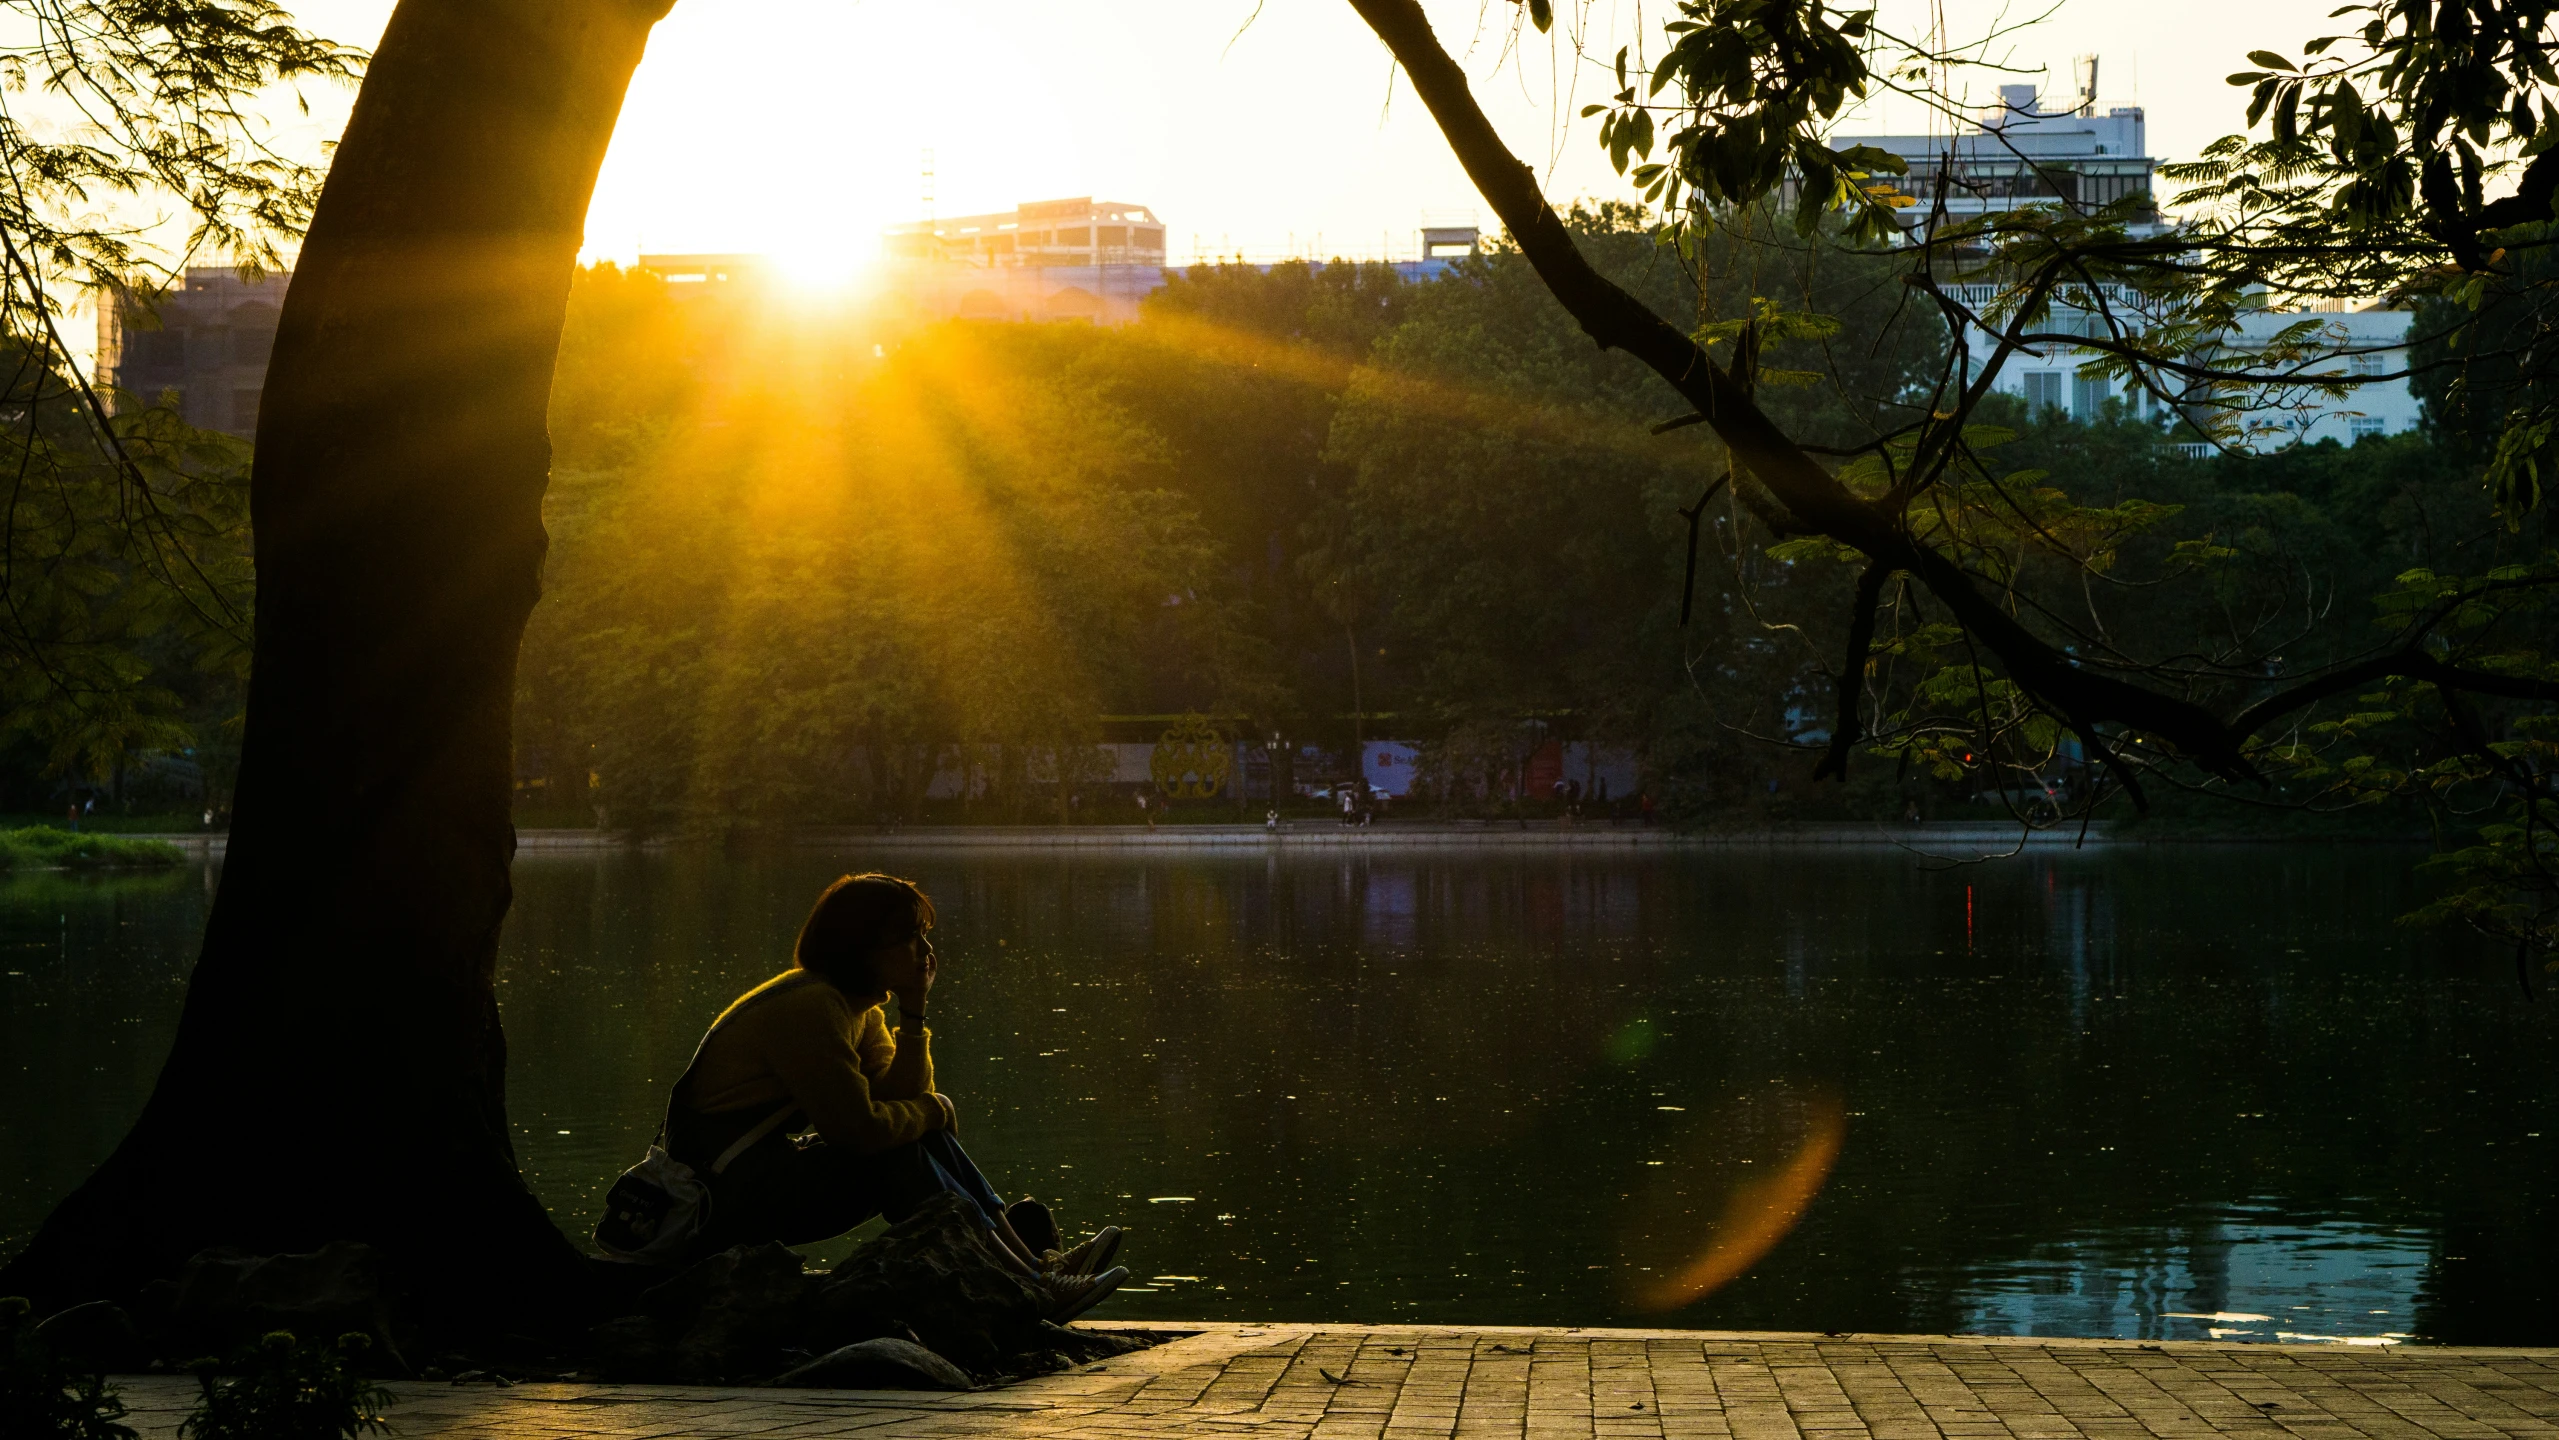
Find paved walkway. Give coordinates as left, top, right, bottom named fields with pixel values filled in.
left=106, top=1324, right=2559, bottom=1440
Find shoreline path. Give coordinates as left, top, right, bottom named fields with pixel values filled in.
left=106, top=1323, right=2559, bottom=1440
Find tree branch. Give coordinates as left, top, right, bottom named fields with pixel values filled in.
left=1346, top=0, right=2259, bottom=786
left=1813, top=560, right=1889, bottom=781
left=2231, top=649, right=2559, bottom=742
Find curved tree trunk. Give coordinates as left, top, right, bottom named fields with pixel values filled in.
left=1, top=0, right=670, bottom=1321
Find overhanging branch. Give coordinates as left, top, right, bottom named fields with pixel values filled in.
left=1345, top=0, right=2259, bottom=785
left=1813, top=561, right=1889, bottom=781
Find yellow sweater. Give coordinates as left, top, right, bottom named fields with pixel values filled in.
left=684, top=969, right=942, bottom=1155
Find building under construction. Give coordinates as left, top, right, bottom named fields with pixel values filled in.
left=883, top=197, right=1167, bottom=269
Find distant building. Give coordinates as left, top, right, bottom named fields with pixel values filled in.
left=636, top=253, right=773, bottom=293
left=1842, top=80, right=2416, bottom=450
left=1836, top=81, right=2162, bottom=236
left=96, top=266, right=286, bottom=437
left=1420, top=226, right=1482, bottom=259
left=879, top=198, right=1473, bottom=327
left=1974, top=297, right=2423, bottom=449
left=884, top=197, right=1168, bottom=269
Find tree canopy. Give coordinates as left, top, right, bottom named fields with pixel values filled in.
left=1347, top=0, right=2559, bottom=971
left=0, top=1, right=354, bottom=806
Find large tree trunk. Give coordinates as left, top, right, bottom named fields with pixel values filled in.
left=1, top=0, right=670, bottom=1322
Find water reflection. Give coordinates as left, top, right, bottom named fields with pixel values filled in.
left=1961, top=1208, right=2430, bottom=1344
left=4, top=846, right=2555, bottom=1342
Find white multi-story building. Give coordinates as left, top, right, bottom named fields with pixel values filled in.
left=1839, top=81, right=2166, bottom=238
left=1841, top=81, right=2421, bottom=450
left=1963, top=290, right=2423, bottom=449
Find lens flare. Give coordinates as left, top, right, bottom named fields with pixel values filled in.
left=1625, top=1088, right=1846, bottom=1312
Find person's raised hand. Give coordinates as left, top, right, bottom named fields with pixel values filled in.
left=881, top=933, right=936, bottom=1013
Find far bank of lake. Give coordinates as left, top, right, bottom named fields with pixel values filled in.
left=102, top=818, right=2437, bottom=861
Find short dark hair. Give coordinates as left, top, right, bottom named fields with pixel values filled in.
left=793, top=873, right=936, bottom=991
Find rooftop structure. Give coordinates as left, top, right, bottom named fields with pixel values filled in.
left=96, top=266, right=286, bottom=437
left=884, top=197, right=1167, bottom=269
left=1421, top=226, right=1481, bottom=259
left=1836, top=81, right=2160, bottom=235
left=637, top=253, right=772, bottom=291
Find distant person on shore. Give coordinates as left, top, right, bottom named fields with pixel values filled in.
left=664, top=873, right=1126, bottom=1319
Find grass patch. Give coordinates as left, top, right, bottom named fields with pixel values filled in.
left=0, top=826, right=185, bottom=870
left=0, top=811, right=209, bottom=834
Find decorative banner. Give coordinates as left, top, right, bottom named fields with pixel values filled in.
left=1151, top=715, right=1232, bottom=799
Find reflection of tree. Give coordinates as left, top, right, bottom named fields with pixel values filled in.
left=0, top=867, right=209, bottom=1257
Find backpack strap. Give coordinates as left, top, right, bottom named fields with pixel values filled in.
left=708, top=1105, right=801, bottom=1175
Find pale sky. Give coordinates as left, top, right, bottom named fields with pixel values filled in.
left=250, top=0, right=2349, bottom=273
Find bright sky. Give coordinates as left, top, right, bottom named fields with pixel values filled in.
left=260, top=0, right=2347, bottom=273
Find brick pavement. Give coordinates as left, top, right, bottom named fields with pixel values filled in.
left=103, top=1325, right=2559, bottom=1440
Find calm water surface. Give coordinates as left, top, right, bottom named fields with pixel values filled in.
left=4, top=846, right=2554, bottom=1344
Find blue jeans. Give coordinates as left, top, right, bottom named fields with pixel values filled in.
left=706, top=1129, right=1005, bottom=1249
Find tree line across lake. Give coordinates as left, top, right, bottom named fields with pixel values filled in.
left=0, top=208, right=2523, bottom=835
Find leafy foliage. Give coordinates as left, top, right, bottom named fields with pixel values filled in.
left=1475, top=0, right=2559, bottom=949
left=0, top=2, right=358, bottom=286
left=0, top=1, right=356, bottom=808
left=180, top=1331, right=392, bottom=1440
left=1580, top=0, right=1908, bottom=242
left=0, top=367, right=252, bottom=792
left=0, top=824, right=183, bottom=868
left=0, top=1296, right=134, bottom=1440
left=521, top=272, right=1251, bottom=831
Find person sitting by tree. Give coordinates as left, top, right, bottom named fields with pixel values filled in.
left=666, top=872, right=1126, bottom=1319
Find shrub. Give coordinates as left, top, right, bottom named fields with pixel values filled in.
left=0, top=1296, right=136, bottom=1440
left=0, top=828, right=184, bottom=871
left=181, top=1331, right=394, bottom=1440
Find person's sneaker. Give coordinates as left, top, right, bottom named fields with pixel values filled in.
left=1048, top=1225, right=1122, bottom=1277
left=1044, top=1265, right=1128, bottom=1324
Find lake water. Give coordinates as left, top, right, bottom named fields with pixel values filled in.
left=4, top=844, right=2555, bottom=1344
